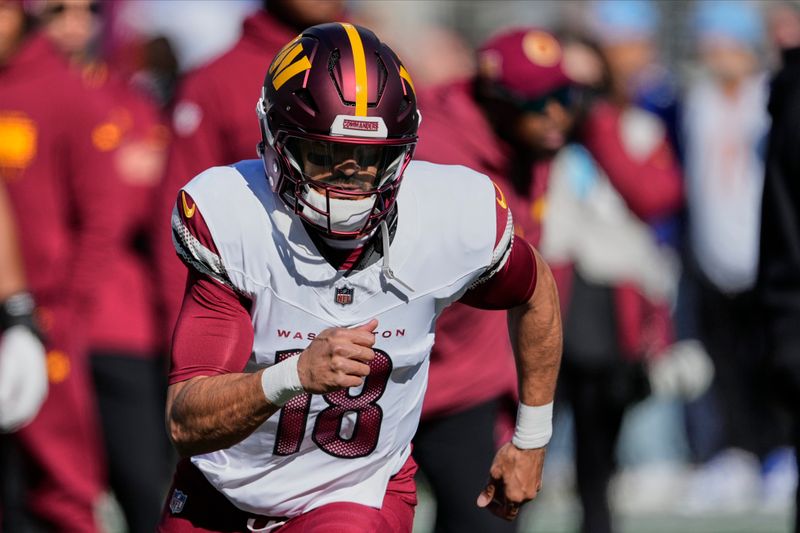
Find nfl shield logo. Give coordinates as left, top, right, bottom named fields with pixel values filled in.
left=170, top=489, right=187, bottom=514
left=335, top=286, right=354, bottom=305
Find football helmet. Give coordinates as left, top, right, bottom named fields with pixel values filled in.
left=257, top=23, right=419, bottom=239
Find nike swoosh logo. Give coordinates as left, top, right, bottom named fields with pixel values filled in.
left=181, top=191, right=196, bottom=219
left=493, top=182, right=507, bottom=210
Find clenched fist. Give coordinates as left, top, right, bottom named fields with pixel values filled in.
left=297, top=319, right=377, bottom=394
left=477, top=443, right=545, bottom=521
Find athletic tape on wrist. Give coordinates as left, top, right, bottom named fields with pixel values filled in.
left=512, top=401, right=553, bottom=449
left=260, top=356, right=305, bottom=407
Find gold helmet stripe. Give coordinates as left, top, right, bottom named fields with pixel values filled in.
left=341, top=23, right=368, bottom=116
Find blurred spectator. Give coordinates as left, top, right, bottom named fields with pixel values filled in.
left=679, top=0, right=786, bottom=513
left=585, top=0, right=683, bottom=229
left=0, top=0, right=130, bottom=528
left=760, top=2, right=800, bottom=530
left=538, top=34, right=684, bottom=533
left=587, top=0, right=660, bottom=107
left=154, top=0, right=345, bottom=344
left=36, top=0, right=172, bottom=530
left=414, top=25, right=683, bottom=533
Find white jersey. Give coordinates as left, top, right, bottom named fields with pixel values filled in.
left=172, top=159, right=510, bottom=518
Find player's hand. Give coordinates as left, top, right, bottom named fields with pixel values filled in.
left=477, top=443, right=545, bottom=521
left=296, top=319, right=377, bottom=394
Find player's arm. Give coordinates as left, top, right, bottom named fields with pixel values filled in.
left=166, top=191, right=377, bottom=458
left=166, top=277, right=379, bottom=457
left=165, top=269, right=267, bottom=457
left=461, top=188, right=562, bottom=521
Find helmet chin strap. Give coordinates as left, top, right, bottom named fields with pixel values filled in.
left=380, top=219, right=414, bottom=292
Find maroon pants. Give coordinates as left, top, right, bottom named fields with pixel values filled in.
left=15, top=323, right=104, bottom=532
left=158, top=455, right=417, bottom=532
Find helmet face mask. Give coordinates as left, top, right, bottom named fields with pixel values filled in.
left=257, top=23, right=419, bottom=239
left=274, top=130, right=414, bottom=237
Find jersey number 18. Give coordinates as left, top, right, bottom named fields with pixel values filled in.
left=272, top=349, right=393, bottom=459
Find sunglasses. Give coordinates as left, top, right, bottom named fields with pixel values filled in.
left=42, top=1, right=101, bottom=18
left=518, top=86, right=574, bottom=114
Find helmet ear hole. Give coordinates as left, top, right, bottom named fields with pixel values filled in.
left=261, top=144, right=282, bottom=192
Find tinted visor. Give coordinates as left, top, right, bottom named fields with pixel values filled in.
left=283, top=137, right=412, bottom=193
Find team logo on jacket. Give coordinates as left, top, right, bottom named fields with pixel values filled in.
left=335, top=286, right=354, bottom=306
left=0, top=112, right=37, bottom=179
left=169, top=489, right=187, bottom=514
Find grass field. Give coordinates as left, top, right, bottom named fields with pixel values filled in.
left=99, top=479, right=794, bottom=532
left=412, top=480, right=794, bottom=533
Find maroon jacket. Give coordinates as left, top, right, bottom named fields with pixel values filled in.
left=77, top=62, right=168, bottom=355
left=0, top=35, right=127, bottom=357
left=154, top=12, right=296, bottom=338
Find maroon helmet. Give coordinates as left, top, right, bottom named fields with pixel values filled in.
left=257, top=22, right=419, bottom=239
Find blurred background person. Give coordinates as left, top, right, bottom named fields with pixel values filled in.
left=679, top=0, right=792, bottom=514
left=560, top=2, right=712, bottom=521
left=0, top=0, right=128, bottom=529
left=153, top=0, right=345, bottom=347
left=413, top=27, right=573, bottom=533
left=760, top=2, right=800, bottom=531
left=415, top=21, right=685, bottom=533
left=538, top=10, right=685, bottom=532
left=583, top=0, right=683, bottom=157
left=36, top=0, right=172, bottom=530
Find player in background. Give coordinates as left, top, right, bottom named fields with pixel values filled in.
left=154, top=0, right=346, bottom=344
left=35, top=0, right=172, bottom=530
left=0, top=0, right=128, bottom=529
left=158, top=23, right=561, bottom=532
left=415, top=28, right=683, bottom=533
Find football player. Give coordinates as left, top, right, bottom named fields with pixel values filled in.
left=159, top=23, right=561, bottom=532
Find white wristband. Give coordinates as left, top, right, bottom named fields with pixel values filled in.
left=260, top=356, right=305, bottom=406
left=512, top=401, right=553, bottom=449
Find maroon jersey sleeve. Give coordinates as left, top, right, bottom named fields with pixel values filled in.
left=460, top=182, right=538, bottom=310
left=581, top=101, right=683, bottom=220
left=169, top=190, right=254, bottom=384
left=170, top=270, right=254, bottom=384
